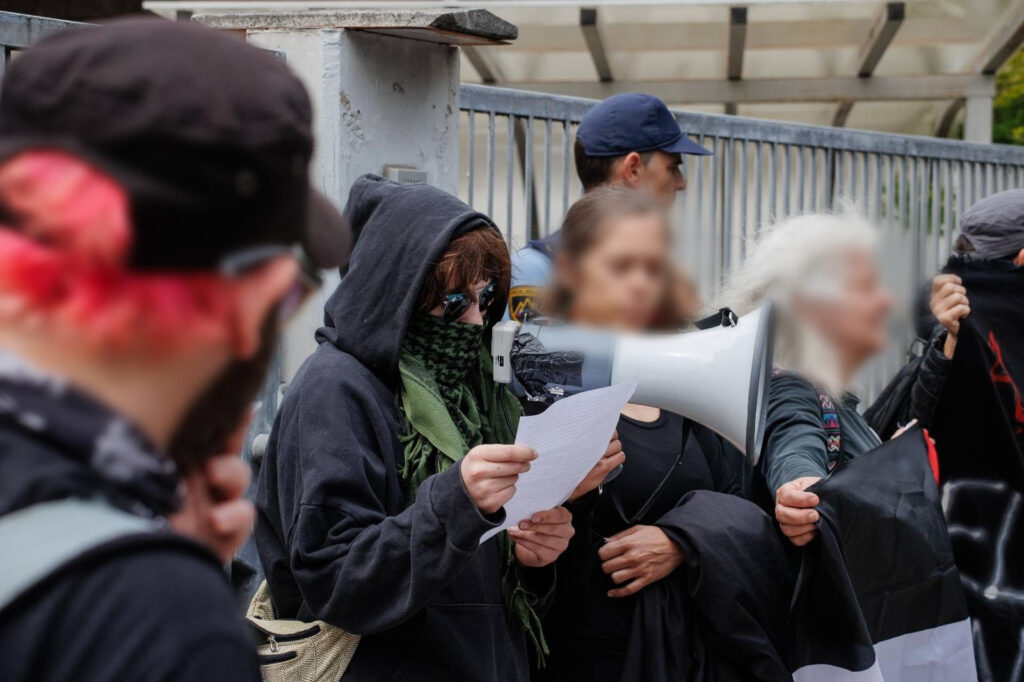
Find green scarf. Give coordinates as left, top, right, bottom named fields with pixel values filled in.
left=397, top=312, right=548, bottom=663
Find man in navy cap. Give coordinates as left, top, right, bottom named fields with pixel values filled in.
left=506, top=93, right=710, bottom=322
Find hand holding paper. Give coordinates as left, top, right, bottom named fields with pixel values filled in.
left=481, top=381, right=637, bottom=543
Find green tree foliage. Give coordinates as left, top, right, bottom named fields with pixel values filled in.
left=994, top=48, right=1024, bottom=145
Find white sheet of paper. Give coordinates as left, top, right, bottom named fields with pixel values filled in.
left=480, top=380, right=637, bottom=543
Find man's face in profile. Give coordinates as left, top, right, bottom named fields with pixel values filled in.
left=633, top=151, right=686, bottom=207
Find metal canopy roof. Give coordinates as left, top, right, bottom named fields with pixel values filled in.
left=147, top=0, right=1024, bottom=138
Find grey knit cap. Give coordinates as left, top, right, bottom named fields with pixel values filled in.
left=956, top=189, right=1024, bottom=259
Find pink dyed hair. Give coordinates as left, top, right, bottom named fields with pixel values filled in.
left=0, top=151, right=235, bottom=350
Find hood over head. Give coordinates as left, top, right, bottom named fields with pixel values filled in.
left=317, top=174, right=505, bottom=386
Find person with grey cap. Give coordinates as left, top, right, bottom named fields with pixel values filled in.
left=0, top=18, right=349, bottom=682
left=865, top=189, right=1024, bottom=439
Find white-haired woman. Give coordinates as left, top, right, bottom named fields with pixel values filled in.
left=723, top=212, right=895, bottom=547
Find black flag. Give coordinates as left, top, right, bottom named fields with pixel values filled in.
left=788, top=427, right=976, bottom=680
left=930, top=257, right=1024, bottom=680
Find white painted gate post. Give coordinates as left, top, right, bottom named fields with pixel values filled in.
left=194, top=9, right=517, bottom=381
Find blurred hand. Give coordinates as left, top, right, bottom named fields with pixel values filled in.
left=461, top=444, right=537, bottom=515
left=598, top=524, right=684, bottom=598
left=567, top=431, right=625, bottom=502
left=170, top=453, right=254, bottom=564
left=509, top=506, right=574, bottom=567
left=775, top=476, right=822, bottom=547
left=930, top=274, right=970, bottom=358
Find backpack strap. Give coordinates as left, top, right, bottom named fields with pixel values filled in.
left=0, top=497, right=158, bottom=612
left=774, top=369, right=843, bottom=471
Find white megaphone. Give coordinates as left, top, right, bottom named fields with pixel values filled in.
left=492, top=304, right=774, bottom=465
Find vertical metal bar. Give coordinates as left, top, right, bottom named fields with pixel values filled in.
left=486, top=111, right=496, bottom=218
left=913, top=157, right=924, bottom=288
left=796, top=146, right=805, bottom=213
left=873, top=153, right=882, bottom=223
left=754, top=141, right=763, bottom=228
left=944, top=160, right=954, bottom=258
left=740, top=140, right=749, bottom=260
left=836, top=151, right=845, bottom=201
left=782, top=144, right=791, bottom=217
left=710, top=137, right=720, bottom=288
left=810, top=147, right=818, bottom=211
left=562, top=120, right=571, bottom=215
left=723, top=138, right=734, bottom=274
left=506, top=115, right=514, bottom=234
left=825, top=147, right=834, bottom=210
left=524, top=116, right=534, bottom=240
left=888, top=154, right=896, bottom=226
left=544, top=118, right=552, bottom=235
left=769, top=141, right=777, bottom=220
left=930, top=159, right=940, bottom=275
left=467, top=110, right=475, bottom=208
left=860, top=153, right=869, bottom=215
left=957, top=161, right=967, bottom=233
left=695, top=135, right=705, bottom=289
left=850, top=152, right=859, bottom=205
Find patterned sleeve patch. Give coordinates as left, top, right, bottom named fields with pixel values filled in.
left=508, top=285, right=539, bottom=322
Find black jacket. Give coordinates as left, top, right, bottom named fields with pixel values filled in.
left=538, top=413, right=792, bottom=682
left=254, top=175, right=550, bottom=681
left=0, top=354, right=259, bottom=682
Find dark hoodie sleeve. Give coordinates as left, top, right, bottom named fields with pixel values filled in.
left=277, top=360, right=504, bottom=634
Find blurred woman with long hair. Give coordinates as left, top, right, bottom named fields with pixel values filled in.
left=535, top=188, right=789, bottom=682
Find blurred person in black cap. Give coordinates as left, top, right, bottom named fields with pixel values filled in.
left=0, top=17, right=349, bottom=682
left=506, top=93, right=710, bottom=324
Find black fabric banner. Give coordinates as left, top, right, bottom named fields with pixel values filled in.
left=930, top=257, right=1024, bottom=681
left=787, top=427, right=975, bottom=680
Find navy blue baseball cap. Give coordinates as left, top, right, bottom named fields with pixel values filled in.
left=576, top=93, right=712, bottom=158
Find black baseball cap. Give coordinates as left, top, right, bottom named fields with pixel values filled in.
left=0, top=18, right=350, bottom=271
left=576, top=93, right=712, bottom=158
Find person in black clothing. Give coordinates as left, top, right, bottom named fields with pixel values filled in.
left=535, top=188, right=788, bottom=682
left=0, top=19, right=351, bottom=682
left=255, top=175, right=620, bottom=682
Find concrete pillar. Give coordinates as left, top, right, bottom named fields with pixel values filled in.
left=964, top=95, right=993, bottom=144
left=194, top=9, right=517, bottom=381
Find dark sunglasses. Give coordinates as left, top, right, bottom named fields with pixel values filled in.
left=219, top=244, right=322, bottom=324
left=441, top=281, right=497, bottom=323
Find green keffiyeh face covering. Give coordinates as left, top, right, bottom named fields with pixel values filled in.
left=397, top=312, right=548, bottom=663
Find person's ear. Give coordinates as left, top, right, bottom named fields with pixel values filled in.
left=1014, top=247, right=1024, bottom=267
left=228, top=256, right=298, bottom=359
left=619, top=152, right=645, bottom=185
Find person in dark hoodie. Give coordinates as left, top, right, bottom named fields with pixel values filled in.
left=0, top=19, right=350, bottom=682
left=255, top=174, right=621, bottom=681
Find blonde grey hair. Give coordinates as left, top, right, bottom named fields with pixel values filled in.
left=721, top=210, right=880, bottom=394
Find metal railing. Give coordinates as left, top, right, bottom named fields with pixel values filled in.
left=458, top=84, right=1024, bottom=403
left=0, top=12, right=84, bottom=82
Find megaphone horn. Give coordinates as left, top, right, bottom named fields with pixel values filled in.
left=492, top=304, right=775, bottom=465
